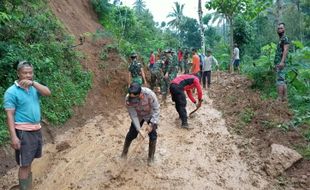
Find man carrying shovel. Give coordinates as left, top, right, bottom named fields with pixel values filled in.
left=121, top=83, right=160, bottom=166
left=169, top=74, right=203, bottom=128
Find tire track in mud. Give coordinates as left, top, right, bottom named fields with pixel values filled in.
left=1, top=92, right=271, bottom=189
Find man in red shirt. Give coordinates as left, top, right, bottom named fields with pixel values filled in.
left=177, top=47, right=183, bottom=73
left=149, top=51, right=155, bottom=69
left=170, top=74, right=203, bottom=128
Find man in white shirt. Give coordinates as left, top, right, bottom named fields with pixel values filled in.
left=201, top=48, right=219, bottom=89
left=232, top=43, right=240, bottom=73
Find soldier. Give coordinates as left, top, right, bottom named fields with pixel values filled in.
left=128, top=52, right=147, bottom=86
left=161, top=49, right=178, bottom=103
left=121, top=83, right=160, bottom=166
left=150, top=57, right=164, bottom=92
left=183, top=48, right=190, bottom=74
left=274, top=23, right=290, bottom=102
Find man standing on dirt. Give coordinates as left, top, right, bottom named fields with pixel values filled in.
left=191, top=48, right=201, bottom=79
left=232, top=43, right=240, bottom=73
left=274, top=22, right=290, bottom=102
left=128, top=52, right=147, bottom=86
left=121, top=83, right=160, bottom=166
left=177, top=47, right=183, bottom=73
left=183, top=48, right=190, bottom=74
left=169, top=74, right=203, bottom=128
left=202, top=48, right=219, bottom=89
left=4, top=60, right=51, bottom=190
left=150, top=57, right=164, bottom=93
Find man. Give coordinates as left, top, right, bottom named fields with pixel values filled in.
left=202, top=49, right=219, bottom=89
left=4, top=60, right=51, bottom=190
left=191, top=49, right=200, bottom=78
left=183, top=48, right=190, bottom=74
left=169, top=74, right=203, bottom=128
left=274, top=22, right=290, bottom=102
left=121, top=83, right=160, bottom=165
left=128, top=52, right=147, bottom=86
left=177, top=47, right=183, bottom=73
left=161, top=49, right=178, bottom=103
left=150, top=57, right=164, bottom=92
left=149, top=50, right=155, bottom=69
left=232, top=43, right=240, bottom=73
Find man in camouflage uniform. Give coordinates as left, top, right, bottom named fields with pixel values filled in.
left=150, top=58, right=164, bottom=92
left=274, top=23, right=290, bottom=102
left=183, top=48, right=190, bottom=74
left=128, top=52, right=147, bottom=86
left=160, top=49, right=178, bottom=102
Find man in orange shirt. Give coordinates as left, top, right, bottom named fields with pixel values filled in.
left=191, top=48, right=200, bottom=78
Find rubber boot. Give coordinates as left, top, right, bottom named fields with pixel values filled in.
left=121, top=138, right=132, bottom=159
left=147, top=140, right=156, bottom=166
left=18, top=178, right=29, bottom=190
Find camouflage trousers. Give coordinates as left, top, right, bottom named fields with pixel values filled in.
left=160, top=72, right=177, bottom=95
left=183, top=59, right=190, bottom=74
left=150, top=72, right=162, bottom=90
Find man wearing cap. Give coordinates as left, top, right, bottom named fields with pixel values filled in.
left=170, top=74, right=203, bottom=128
left=121, top=83, right=160, bottom=165
left=4, top=60, right=51, bottom=190
left=128, top=52, right=147, bottom=86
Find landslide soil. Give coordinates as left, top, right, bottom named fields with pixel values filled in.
left=1, top=0, right=309, bottom=189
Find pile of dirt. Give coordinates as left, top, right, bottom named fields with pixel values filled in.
left=209, top=71, right=310, bottom=189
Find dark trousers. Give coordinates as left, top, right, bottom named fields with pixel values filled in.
left=170, top=83, right=187, bottom=124
left=202, top=71, right=211, bottom=88
left=125, top=120, right=157, bottom=142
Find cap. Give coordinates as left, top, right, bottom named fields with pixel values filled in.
left=128, top=83, right=141, bottom=95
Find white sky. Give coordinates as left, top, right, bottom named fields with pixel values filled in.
left=120, top=0, right=209, bottom=24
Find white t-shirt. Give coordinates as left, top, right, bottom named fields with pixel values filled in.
left=203, top=55, right=218, bottom=71
left=233, top=47, right=240, bottom=60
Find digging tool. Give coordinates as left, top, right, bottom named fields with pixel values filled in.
left=189, top=106, right=200, bottom=117
left=113, top=125, right=151, bottom=179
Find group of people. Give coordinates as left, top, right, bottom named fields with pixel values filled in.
left=3, top=23, right=289, bottom=190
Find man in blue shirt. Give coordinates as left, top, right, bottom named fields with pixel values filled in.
left=4, top=60, right=51, bottom=190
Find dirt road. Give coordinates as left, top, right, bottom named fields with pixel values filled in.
left=1, top=93, right=273, bottom=189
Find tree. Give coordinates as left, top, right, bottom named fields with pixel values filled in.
left=179, top=17, right=201, bottom=49
left=206, top=0, right=270, bottom=71
left=198, top=0, right=206, bottom=54
left=133, top=0, right=146, bottom=15
left=167, top=2, right=184, bottom=32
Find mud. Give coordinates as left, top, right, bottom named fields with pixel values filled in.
left=0, top=94, right=273, bottom=189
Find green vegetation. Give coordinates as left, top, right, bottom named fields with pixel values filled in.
left=0, top=1, right=91, bottom=144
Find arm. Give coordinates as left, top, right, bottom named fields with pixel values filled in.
left=194, top=79, right=203, bottom=101
left=140, top=68, right=147, bottom=85
left=128, top=72, right=132, bottom=86
left=32, top=81, right=51, bottom=96
left=186, top=89, right=196, bottom=103
left=278, top=44, right=289, bottom=69
left=6, top=110, right=20, bottom=150
left=127, top=106, right=141, bottom=132
left=149, top=92, right=160, bottom=125
left=213, top=57, right=219, bottom=70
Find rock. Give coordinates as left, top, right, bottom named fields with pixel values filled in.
left=265, top=144, right=302, bottom=177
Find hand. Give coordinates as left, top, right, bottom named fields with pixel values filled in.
left=164, top=74, right=168, bottom=79
left=11, top=136, right=21, bottom=150
left=277, top=62, right=285, bottom=70
left=147, top=123, right=157, bottom=134
left=19, top=79, right=33, bottom=88
left=196, top=100, right=202, bottom=108
left=139, top=131, right=146, bottom=139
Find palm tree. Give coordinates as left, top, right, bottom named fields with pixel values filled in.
left=167, top=2, right=185, bottom=32
left=133, top=0, right=146, bottom=15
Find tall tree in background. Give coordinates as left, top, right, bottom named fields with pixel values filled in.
left=133, top=0, right=146, bottom=15
left=167, top=2, right=185, bottom=34
left=206, top=0, right=269, bottom=71
left=198, top=0, right=205, bottom=54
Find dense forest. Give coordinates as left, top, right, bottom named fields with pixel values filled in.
left=0, top=0, right=309, bottom=158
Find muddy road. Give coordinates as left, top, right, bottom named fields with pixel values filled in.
left=1, top=93, right=273, bottom=189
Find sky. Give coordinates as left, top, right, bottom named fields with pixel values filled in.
left=120, top=0, right=209, bottom=24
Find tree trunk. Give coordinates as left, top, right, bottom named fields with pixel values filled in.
left=228, top=17, right=234, bottom=73
left=198, top=0, right=205, bottom=54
